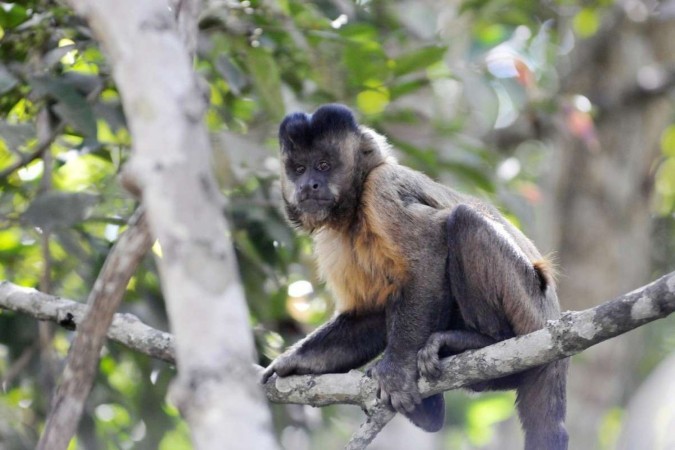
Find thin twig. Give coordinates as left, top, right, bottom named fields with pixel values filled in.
left=36, top=208, right=152, bottom=450
left=1, top=344, right=37, bottom=389
left=345, top=405, right=395, bottom=450
left=37, top=107, right=57, bottom=402
left=0, top=86, right=102, bottom=180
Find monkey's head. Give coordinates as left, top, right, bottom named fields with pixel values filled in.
left=278, top=104, right=390, bottom=231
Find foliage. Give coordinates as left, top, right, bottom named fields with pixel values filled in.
left=0, top=0, right=674, bottom=449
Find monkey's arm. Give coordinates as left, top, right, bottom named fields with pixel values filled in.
left=262, top=309, right=386, bottom=382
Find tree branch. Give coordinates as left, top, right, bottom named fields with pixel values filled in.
left=1, top=271, right=674, bottom=449
left=0, top=282, right=176, bottom=364
left=37, top=208, right=152, bottom=450
left=345, top=405, right=395, bottom=450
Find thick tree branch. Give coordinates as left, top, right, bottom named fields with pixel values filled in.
left=37, top=208, right=152, bottom=450
left=1, top=271, right=674, bottom=449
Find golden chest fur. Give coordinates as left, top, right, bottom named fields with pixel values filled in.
left=313, top=170, right=409, bottom=312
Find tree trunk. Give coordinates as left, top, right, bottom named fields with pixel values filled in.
left=64, top=1, right=279, bottom=448
left=544, top=11, right=675, bottom=448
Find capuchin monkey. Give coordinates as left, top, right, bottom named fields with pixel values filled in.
left=262, top=104, right=568, bottom=450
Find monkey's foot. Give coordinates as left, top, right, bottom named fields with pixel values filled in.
left=368, top=357, right=421, bottom=414
left=417, top=333, right=444, bottom=380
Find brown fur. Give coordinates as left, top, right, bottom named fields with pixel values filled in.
left=533, top=256, right=558, bottom=289
left=314, top=165, right=409, bottom=312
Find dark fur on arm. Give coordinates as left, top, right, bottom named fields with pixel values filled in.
left=262, top=309, right=386, bottom=382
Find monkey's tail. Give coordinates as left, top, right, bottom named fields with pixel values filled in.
left=532, top=253, right=559, bottom=291
left=404, top=394, right=445, bottom=432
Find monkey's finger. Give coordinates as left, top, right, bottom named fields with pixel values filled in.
left=391, top=393, right=414, bottom=414
left=403, top=393, right=420, bottom=413
left=261, top=366, right=275, bottom=383
left=379, top=386, right=390, bottom=406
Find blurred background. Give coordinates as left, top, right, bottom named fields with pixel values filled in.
left=1, top=0, right=675, bottom=448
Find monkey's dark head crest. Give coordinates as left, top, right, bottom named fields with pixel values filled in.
left=279, top=104, right=358, bottom=152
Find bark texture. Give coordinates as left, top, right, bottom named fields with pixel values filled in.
left=63, top=1, right=278, bottom=448
left=37, top=209, right=151, bottom=450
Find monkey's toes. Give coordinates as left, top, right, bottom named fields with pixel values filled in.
left=418, top=348, right=442, bottom=380
left=387, top=389, right=420, bottom=414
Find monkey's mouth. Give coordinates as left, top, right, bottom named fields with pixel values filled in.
left=298, top=197, right=334, bottom=213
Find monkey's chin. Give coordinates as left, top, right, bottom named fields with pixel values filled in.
left=297, top=198, right=334, bottom=214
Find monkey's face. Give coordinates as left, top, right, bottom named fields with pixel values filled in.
left=284, top=151, right=339, bottom=213
left=280, top=135, right=358, bottom=226
left=278, top=105, right=360, bottom=229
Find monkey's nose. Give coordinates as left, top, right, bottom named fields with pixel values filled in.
left=299, top=181, right=320, bottom=200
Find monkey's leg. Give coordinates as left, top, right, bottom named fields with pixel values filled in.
left=261, top=309, right=386, bottom=382
left=368, top=281, right=448, bottom=432
left=445, top=204, right=568, bottom=450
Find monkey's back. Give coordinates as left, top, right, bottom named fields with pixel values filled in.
left=314, top=160, right=553, bottom=315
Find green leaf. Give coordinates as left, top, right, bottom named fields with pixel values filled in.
left=356, top=88, right=390, bottom=115
left=392, top=45, right=447, bottom=76
left=573, top=8, right=600, bottom=39
left=467, top=393, right=515, bottom=446
left=21, top=191, right=98, bottom=230
left=0, top=121, right=34, bottom=150
left=0, top=3, right=29, bottom=29
left=243, top=47, right=284, bottom=120
left=661, top=125, right=675, bottom=157
left=390, top=79, right=429, bottom=99
left=215, top=56, right=247, bottom=96
left=29, top=75, right=98, bottom=138
left=339, top=23, right=378, bottom=43
left=441, top=161, right=495, bottom=193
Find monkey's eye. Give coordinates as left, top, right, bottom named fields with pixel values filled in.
left=316, top=161, right=331, bottom=172
left=295, top=165, right=306, bottom=175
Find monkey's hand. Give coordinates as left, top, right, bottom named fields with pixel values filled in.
left=261, top=350, right=305, bottom=383
left=417, top=333, right=444, bottom=380
left=368, top=356, right=421, bottom=414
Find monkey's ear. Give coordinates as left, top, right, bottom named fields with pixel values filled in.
left=279, top=112, right=310, bottom=151
left=359, top=127, right=393, bottom=159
